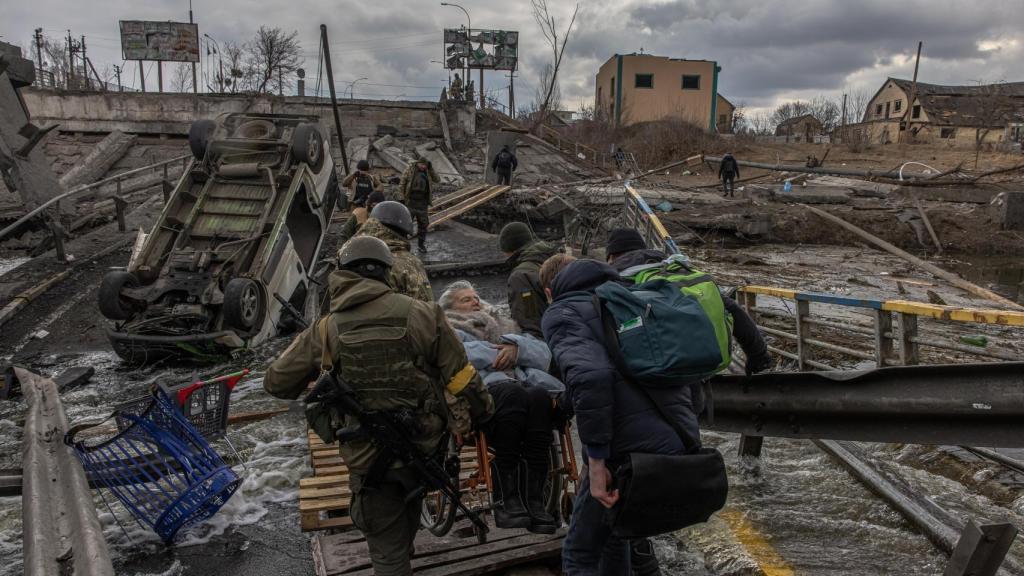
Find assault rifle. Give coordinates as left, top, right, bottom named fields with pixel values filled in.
left=306, top=371, right=490, bottom=541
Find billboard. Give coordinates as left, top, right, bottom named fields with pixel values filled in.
left=119, top=20, right=200, bottom=62
left=444, top=28, right=517, bottom=71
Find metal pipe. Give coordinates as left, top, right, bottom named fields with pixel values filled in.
left=766, top=345, right=836, bottom=370
left=760, top=326, right=797, bottom=341
left=802, top=337, right=877, bottom=361
left=906, top=335, right=1022, bottom=362
left=802, top=316, right=876, bottom=336
left=0, top=154, right=190, bottom=241
left=705, top=155, right=905, bottom=179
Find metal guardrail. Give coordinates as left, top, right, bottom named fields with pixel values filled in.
left=19, top=367, right=114, bottom=576
left=0, top=154, right=191, bottom=259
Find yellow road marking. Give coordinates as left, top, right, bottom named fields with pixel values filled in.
left=718, top=507, right=796, bottom=576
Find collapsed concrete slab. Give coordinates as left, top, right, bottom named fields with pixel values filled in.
left=415, top=142, right=463, bottom=187
left=372, top=135, right=414, bottom=173
left=59, top=130, right=136, bottom=191
left=345, top=137, right=370, bottom=172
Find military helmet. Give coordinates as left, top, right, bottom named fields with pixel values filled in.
left=337, top=236, right=394, bottom=269
left=370, top=201, right=414, bottom=237
left=357, top=159, right=370, bottom=171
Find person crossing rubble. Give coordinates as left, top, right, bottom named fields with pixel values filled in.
left=498, top=222, right=560, bottom=338
left=438, top=280, right=567, bottom=535
left=399, top=157, right=440, bottom=253
left=264, top=236, right=494, bottom=576
left=718, top=152, right=740, bottom=197
left=450, top=73, right=464, bottom=101
left=352, top=200, right=434, bottom=302
left=342, top=159, right=384, bottom=221
left=491, top=144, right=518, bottom=186
left=338, top=190, right=386, bottom=247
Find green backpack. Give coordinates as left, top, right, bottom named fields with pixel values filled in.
left=611, top=254, right=733, bottom=382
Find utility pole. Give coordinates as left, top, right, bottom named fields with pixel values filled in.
left=80, top=35, right=89, bottom=90
left=33, top=28, right=44, bottom=79
left=898, top=41, right=923, bottom=144
left=320, top=24, right=350, bottom=175
left=66, top=30, right=74, bottom=89
left=189, top=0, right=198, bottom=94
left=278, top=66, right=283, bottom=96
left=114, top=65, right=122, bottom=92
left=157, top=61, right=163, bottom=93
left=507, top=70, right=516, bottom=118
left=139, top=60, right=146, bottom=93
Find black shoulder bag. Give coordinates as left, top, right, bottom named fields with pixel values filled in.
left=592, top=295, right=729, bottom=539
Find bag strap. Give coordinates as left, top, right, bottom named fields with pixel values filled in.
left=590, top=294, right=699, bottom=453
left=318, top=316, right=334, bottom=374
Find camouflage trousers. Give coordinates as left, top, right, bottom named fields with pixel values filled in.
left=349, top=469, right=423, bottom=576
left=410, top=208, right=429, bottom=247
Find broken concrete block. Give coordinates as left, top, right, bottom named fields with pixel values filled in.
left=372, top=135, right=414, bottom=173
left=60, top=130, right=137, bottom=191
left=1003, top=191, right=1024, bottom=231
left=345, top=137, right=370, bottom=173
left=415, top=142, right=464, bottom=187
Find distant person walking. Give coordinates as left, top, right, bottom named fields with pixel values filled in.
left=492, top=145, right=518, bottom=186
left=719, top=152, right=740, bottom=197
left=399, top=157, right=440, bottom=253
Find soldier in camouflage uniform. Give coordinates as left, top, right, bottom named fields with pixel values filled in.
left=265, top=237, right=493, bottom=576
left=399, top=158, right=440, bottom=252
left=338, top=191, right=386, bottom=247
left=352, top=201, right=434, bottom=302
left=498, top=222, right=560, bottom=338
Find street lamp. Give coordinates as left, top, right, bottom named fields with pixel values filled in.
left=203, top=33, right=225, bottom=93
left=441, top=2, right=472, bottom=103
left=347, top=77, right=368, bottom=100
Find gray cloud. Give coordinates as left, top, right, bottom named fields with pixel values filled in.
left=2, top=0, right=1021, bottom=115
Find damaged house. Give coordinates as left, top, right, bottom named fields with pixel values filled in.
left=848, top=77, right=1024, bottom=147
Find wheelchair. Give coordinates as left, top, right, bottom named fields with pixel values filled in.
left=421, top=421, right=580, bottom=536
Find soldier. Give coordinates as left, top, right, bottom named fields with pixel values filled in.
left=498, top=222, right=559, bottom=338
left=399, top=158, right=440, bottom=253
left=265, top=236, right=494, bottom=576
left=338, top=191, right=386, bottom=247
left=342, top=159, right=384, bottom=221
left=353, top=201, right=434, bottom=302
left=450, top=73, right=464, bottom=101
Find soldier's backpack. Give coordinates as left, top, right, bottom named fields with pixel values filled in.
left=496, top=150, right=514, bottom=170
left=353, top=174, right=374, bottom=205
left=594, top=254, right=732, bottom=387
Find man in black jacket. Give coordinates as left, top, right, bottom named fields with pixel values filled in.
left=499, top=222, right=558, bottom=338
left=718, top=152, right=740, bottom=197
left=491, top=145, right=518, bottom=186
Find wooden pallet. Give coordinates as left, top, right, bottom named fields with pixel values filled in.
left=312, top=520, right=565, bottom=576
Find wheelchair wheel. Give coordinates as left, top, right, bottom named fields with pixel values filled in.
left=421, top=436, right=459, bottom=536
left=543, top=443, right=564, bottom=519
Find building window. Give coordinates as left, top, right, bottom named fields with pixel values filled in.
left=885, top=102, right=890, bottom=116
left=894, top=100, right=902, bottom=112
left=912, top=105, right=921, bottom=119
left=635, top=74, right=653, bottom=89
left=940, top=127, right=956, bottom=139
left=876, top=103, right=883, bottom=116
left=719, top=114, right=728, bottom=125
left=682, top=75, right=700, bottom=90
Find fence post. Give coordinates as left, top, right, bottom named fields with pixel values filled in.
left=874, top=310, right=893, bottom=367
left=897, top=312, right=920, bottom=365
left=113, top=196, right=127, bottom=233
left=741, top=291, right=758, bottom=322
left=795, top=299, right=811, bottom=371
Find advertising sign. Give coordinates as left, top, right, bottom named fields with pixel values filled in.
left=120, top=20, right=200, bottom=62
left=444, top=28, right=517, bottom=71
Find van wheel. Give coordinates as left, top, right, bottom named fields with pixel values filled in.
left=189, top=119, right=217, bottom=160
left=98, top=271, right=140, bottom=321
left=223, top=278, right=265, bottom=332
left=292, top=123, right=324, bottom=173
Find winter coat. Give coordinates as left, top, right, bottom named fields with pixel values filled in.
left=491, top=149, right=518, bottom=174
left=718, top=154, right=740, bottom=178
left=541, top=259, right=699, bottom=460
left=506, top=240, right=559, bottom=338
left=445, top=309, right=564, bottom=393
left=610, top=248, right=768, bottom=364
left=399, top=163, right=440, bottom=209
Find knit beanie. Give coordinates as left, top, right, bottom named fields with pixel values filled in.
left=605, top=228, right=646, bottom=257
left=499, top=222, right=534, bottom=253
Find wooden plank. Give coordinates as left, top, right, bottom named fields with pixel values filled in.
left=300, top=485, right=352, bottom=500
left=300, top=496, right=352, bottom=513
left=317, top=465, right=350, bottom=475
left=429, top=186, right=511, bottom=228
left=431, top=184, right=489, bottom=211
left=417, top=538, right=563, bottom=576
left=305, top=513, right=354, bottom=533
left=301, top=475, right=350, bottom=489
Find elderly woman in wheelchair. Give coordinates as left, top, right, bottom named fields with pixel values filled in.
left=438, top=280, right=571, bottom=535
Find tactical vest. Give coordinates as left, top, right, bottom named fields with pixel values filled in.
left=353, top=175, right=374, bottom=205
left=315, top=295, right=447, bottom=471
left=408, top=171, right=430, bottom=203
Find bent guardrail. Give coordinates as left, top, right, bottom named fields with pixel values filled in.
left=19, top=367, right=113, bottom=576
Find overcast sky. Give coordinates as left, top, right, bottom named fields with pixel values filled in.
left=3, top=0, right=1022, bottom=118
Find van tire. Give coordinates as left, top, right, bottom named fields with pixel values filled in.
left=98, top=271, right=140, bottom=321
left=223, top=278, right=265, bottom=332
left=292, top=123, right=324, bottom=173
left=189, top=119, right=217, bottom=160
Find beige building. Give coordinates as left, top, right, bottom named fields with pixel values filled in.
left=595, top=53, right=724, bottom=131
left=775, top=114, right=823, bottom=142
left=847, top=77, right=1024, bottom=147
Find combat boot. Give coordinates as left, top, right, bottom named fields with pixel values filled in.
left=631, top=538, right=662, bottom=576
left=523, top=465, right=557, bottom=534
left=492, top=464, right=531, bottom=529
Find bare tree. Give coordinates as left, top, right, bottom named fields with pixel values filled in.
left=730, top=102, right=747, bottom=133
left=771, top=100, right=811, bottom=129
left=170, top=63, right=193, bottom=92
left=33, top=34, right=71, bottom=89
left=529, top=0, right=579, bottom=131
left=972, top=82, right=1016, bottom=168
left=843, top=87, right=871, bottom=124
left=223, top=42, right=247, bottom=93
left=747, top=110, right=775, bottom=135
left=244, top=26, right=303, bottom=94
left=809, top=95, right=841, bottom=133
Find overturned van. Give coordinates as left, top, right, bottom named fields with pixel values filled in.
left=99, top=113, right=338, bottom=363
